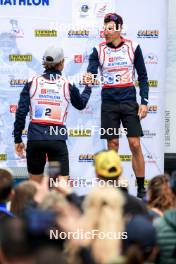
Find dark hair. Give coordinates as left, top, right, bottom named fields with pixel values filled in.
left=42, top=59, right=64, bottom=70
left=0, top=168, right=13, bottom=202
left=124, top=244, right=156, bottom=264
left=11, top=181, right=38, bottom=216
left=35, top=247, right=66, bottom=264
left=0, top=218, right=31, bottom=261
left=42, top=61, right=58, bottom=70
left=104, top=13, right=123, bottom=30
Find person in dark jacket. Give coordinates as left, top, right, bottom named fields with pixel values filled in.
left=0, top=168, right=14, bottom=221
left=14, top=45, right=92, bottom=183
left=86, top=13, right=149, bottom=199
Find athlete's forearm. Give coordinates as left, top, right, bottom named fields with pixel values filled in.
left=13, top=83, right=30, bottom=143
left=87, top=47, right=99, bottom=74
left=69, top=84, right=92, bottom=110
left=134, top=45, right=149, bottom=105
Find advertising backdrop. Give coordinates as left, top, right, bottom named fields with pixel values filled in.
left=0, top=0, right=168, bottom=195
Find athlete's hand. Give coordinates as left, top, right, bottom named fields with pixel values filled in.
left=82, top=72, right=94, bottom=85
left=138, top=105, right=148, bottom=119
left=15, top=142, right=26, bottom=158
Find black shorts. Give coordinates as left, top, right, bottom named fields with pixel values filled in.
left=26, top=140, right=69, bottom=176
left=101, top=102, right=144, bottom=139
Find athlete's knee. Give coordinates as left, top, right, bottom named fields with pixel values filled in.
left=129, top=138, right=141, bottom=155
left=107, top=138, right=119, bottom=151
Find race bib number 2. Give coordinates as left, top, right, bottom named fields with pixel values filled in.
left=34, top=105, right=61, bottom=120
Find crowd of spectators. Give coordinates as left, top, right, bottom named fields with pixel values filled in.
left=0, top=151, right=176, bottom=264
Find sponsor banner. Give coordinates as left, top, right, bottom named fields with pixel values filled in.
left=69, top=129, right=92, bottom=137
left=68, top=29, right=89, bottom=38
left=0, top=0, right=166, bottom=197
left=74, top=55, right=84, bottom=63
left=10, top=79, right=27, bottom=87
left=0, top=154, right=7, bottom=160
left=120, top=155, right=132, bottom=161
left=0, top=0, right=50, bottom=6
left=148, top=105, right=158, bottom=113
left=34, top=30, right=57, bottom=37
left=95, top=2, right=108, bottom=17
left=79, top=154, right=94, bottom=162
left=135, top=80, right=158, bottom=87
left=145, top=53, right=158, bottom=64
left=137, top=30, right=159, bottom=38
left=9, top=104, right=17, bottom=113
left=143, top=129, right=157, bottom=138
left=9, top=54, right=32, bottom=61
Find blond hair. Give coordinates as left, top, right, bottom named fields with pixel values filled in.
left=66, top=186, right=125, bottom=264
left=40, top=190, right=67, bottom=210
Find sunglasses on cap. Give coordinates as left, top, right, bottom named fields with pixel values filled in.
left=104, top=13, right=119, bottom=21
left=104, top=13, right=123, bottom=25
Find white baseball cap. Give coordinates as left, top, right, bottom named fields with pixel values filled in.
left=43, top=45, right=64, bottom=64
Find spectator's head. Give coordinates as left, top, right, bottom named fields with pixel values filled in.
left=94, top=150, right=122, bottom=177
left=11, top=181, right=39, bottom=216
left=147, top=175, right=176, bottom=213
left=0, top=218, right=34, bottom=264
left=82, top=186, right=125, bottom=263
left=104, top=13, right=123, bottom=43
left=65, top=186, right=125, bottom=264
left=93, top=150, right=128, bottom=189
left=42, top=45, right=65, bottom=71
left=0, top=168, right=13, bottom=203
left=40, top=190, right=68, bottom=211
left=124, top=215, right=157, bottom=264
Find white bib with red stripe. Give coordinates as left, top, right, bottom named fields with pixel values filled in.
left=29, top=75, right=70, bottom=125
left=96, top=39, right=138, bottom=88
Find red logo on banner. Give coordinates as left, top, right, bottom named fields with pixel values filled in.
left=10, top=105, right=17, bottom=113
left=41, top=89, right=47, bottom=94
left=100, top=30, right=105, bottom=38
left=74, top=55, right=83, bottom=63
